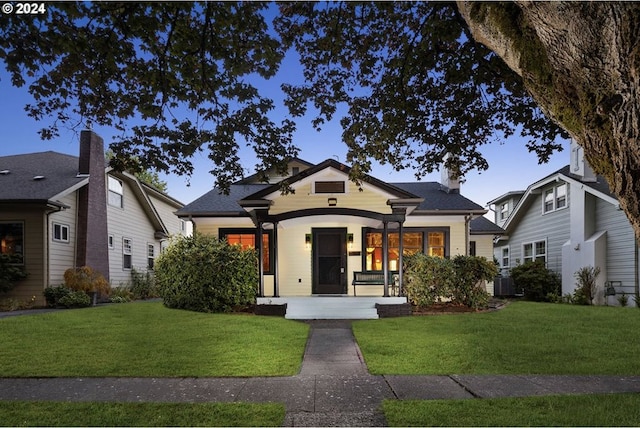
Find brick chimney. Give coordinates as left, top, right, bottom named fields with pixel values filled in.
left=76, top=130, right=110, bottom=281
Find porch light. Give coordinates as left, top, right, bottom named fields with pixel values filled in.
left=328, top=197, right=337, bottom=206
left=305, top=233, right=312, bottom=249
left=347, top=233, right=354, bottom=249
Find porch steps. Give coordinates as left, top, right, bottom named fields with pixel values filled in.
left=256, top=296, right=407, bottom=320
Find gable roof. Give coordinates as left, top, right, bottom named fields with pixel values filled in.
left=500, top=164, right=618, bottom=232
left=245, top=158, right=419, bottom=201
left=178, top=159, right=489, bottom=217
left=0, top=151, right=88, bottom=206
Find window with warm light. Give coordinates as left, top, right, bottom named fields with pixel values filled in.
left=219, top=228, right=272, bottom=273
left=363, top=229, right=447, bottom=271
left=0, top=222, right=24, bottom=264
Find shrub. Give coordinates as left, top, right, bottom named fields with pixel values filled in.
left=43, top=285, right=72, bottom=307
left=451, top=255, right=497, bottom=310
left=109, top=286, right=133, bottom=303
left=510, top=261, right=561, bottom=302
left=155, top=233, right=259, bottom=313
left=63, top=266, right=110, bottom=295
left=57, top=290, right=91, bottom=308
left=573, top=266, right=601, bottom=305
left=130, top=268, right=156, bottom=299
left=0, top=254, right=28, bottom=294
left=403, top=253, right=456, bottom=307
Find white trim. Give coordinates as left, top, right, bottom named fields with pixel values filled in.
left=52, top=222, right=70, bottom=243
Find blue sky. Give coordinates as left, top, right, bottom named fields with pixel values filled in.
left=0, top=60, right=570, bottom=219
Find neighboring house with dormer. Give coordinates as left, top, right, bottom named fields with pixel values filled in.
left=489, top=139, right=639, bottom=304
left=0, top=130, right=189, bottom=305
left=177, top=156, right=503, bottom=316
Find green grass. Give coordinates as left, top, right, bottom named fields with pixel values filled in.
left=0, top=401, right=284, bottom=426
left=353, top=301, right=640, bottom=375
left=383, top=393, right=640, bottom=426
left=0, top=302, right=309, bottom=377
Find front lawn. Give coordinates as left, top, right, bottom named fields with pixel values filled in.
left=0, top=302, right=309, bottom=377
left=0, top=401, right=284, bottom=427
left=383, top=393, right=640, bottom=426
left=353, top=301, right=640, bottom=375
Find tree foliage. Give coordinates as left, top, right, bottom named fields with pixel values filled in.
left=0, top=1, right=564, bottom=191
left=0, top=2, right=297, bottom=190
left=274, top=2, right=565, bottom=180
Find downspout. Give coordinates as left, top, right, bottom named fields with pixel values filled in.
left=464, top=214, right=472, bottom=256
left=635, top=237, right=639, bottom=303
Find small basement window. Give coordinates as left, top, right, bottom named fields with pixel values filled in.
left=314, top=181, right=345, bottom=193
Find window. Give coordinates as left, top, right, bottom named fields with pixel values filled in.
left=123, top=237, right=132, bottom=269
left=499, top=202, right=509, bottom=220
left=108, top=235, right=114, bottom=249
left=52, top=223, right=69, bottom=243
left=363, top=229, right=447, bottom=271
left=219, top=228, right=272, bottom=273
left=469, top=241, right=477, bottom=256
left=292, top=166, right=300, bottom=175
left=0, top=222, right=24, bottom=264
left=314, top=181, right=345, bottom=193
left=147, top=244, right=155, bottom=270
left=543, top=183, right=568, bottom=213
left=501, top=246, right=510, bottom=269
left=523, top=240, right=546, bottom=264
left=108, top=176, right=124, bottom=208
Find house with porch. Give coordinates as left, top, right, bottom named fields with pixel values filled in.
left=489, top=139, right=639, bottom=304
left=0, top=130, right=190, bottom=306
left=177, top=157, right=503, bottom=318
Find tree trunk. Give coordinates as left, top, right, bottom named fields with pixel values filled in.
left=458, top=1, right=640, bottom=238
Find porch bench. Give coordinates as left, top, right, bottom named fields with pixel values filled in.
left=352, top=271, right=399, bottom=296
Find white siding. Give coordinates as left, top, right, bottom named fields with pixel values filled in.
left=48, top=193, right=78, bottom=286
left=107, top=178, right=160, bottom=286
left=595, top=198, right=637, bottom=295
left=502, top=190, right=571, bottom=276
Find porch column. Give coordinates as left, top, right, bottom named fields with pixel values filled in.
left=398, top=220, right=404, bottom=296
left=272, top=221, right=279, bottom=297
left=257, top=222, right=264, bottom=297
left=383, top=220, right=389, bottom=297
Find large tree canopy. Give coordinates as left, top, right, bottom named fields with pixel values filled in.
left=1, top=2, right=638, bottom=237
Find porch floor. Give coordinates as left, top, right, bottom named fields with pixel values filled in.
left=256, top=296, right=407, bottom=320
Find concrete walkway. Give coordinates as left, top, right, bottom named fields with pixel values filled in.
left=1, top=319, right=640, bottom=426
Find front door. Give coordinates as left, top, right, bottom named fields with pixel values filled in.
left=312, top=228, right=347, bottom=294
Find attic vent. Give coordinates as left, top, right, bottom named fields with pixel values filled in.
left=0, top=170, right=9, bottom=175
left=314, top=181, right=345, bottom=194
left=33, top=175, right=45, bottom=181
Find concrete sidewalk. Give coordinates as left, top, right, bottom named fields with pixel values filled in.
left=1, top=319, right=640, bottom=426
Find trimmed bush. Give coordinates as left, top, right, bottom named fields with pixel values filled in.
left=155, top=233, right=259, bottom=313
left=451, top=255, right=497, bottom=310
left=510, top=261, right=561, bottom=302
left=43, top=285, right=72, bottom=307
left=404, top=253, right=456, bottom=307
left=57, top=290, right=92, bottom=308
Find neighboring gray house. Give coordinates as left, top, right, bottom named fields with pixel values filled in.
left=0, top=130, right=189, bottom=305
left=489, top=139, right=639, bottom=304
